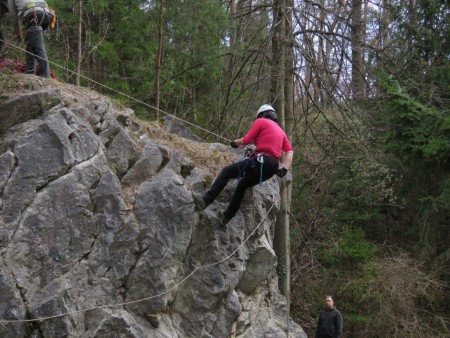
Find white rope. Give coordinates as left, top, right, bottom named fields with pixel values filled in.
left=0, top=38, right=232, bottom=143
left=0, top=198, right=277, bottom=324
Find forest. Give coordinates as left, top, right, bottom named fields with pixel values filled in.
left=2, top=0, right=449, bottom=337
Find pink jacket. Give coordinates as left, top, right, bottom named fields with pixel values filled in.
left=242, top=118, right=293, bottom=159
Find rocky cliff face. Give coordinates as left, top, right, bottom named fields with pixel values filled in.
left=0, top=76, right=306, bottom=338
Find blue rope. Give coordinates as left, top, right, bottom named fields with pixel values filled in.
left=259, top=160, right=263, bottom=185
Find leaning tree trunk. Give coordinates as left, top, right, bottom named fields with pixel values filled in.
left=271, top=0, right=291, bottom=300
left=279, top=0, right=295, bottom=325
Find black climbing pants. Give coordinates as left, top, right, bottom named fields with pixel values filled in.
left=0, top=30, right=4, bottom=55
left=203, top=155, right=279, bottom=220
left=23, top=11, right=50, bottom=78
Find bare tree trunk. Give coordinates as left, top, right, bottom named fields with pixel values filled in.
left=301, top=33, right=314, bottom=112
left=271, top=0, right=286, bottom=114
left=281, top=0, right=294, bottom=321
left=76, top=0, right=83, bottom=86
left=155, top=0, right=164, bottom=121
left=363, top=0, right=369, bottom=96
left=317, top=0, right=326, bottom=106
left=351, top=0, right=364, bottom=99
left=379, top=0, right=389, bottom=52
left=285, top=1, right=294, bottom=139
left=406, top=0, right=416, bottom=51
left=230, top=0, right=238, bottom=46
left=228, top=0, right=238, bottom=78
left=272, top=0, right=291, bottom=300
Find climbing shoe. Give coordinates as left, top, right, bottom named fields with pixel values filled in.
left=192, top=192, right=207, bottom=211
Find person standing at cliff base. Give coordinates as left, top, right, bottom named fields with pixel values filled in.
left=315, top=295, right=343, bottom=338
left=6, top=0, right=51, bottom=77
left=192, top=104, right=294, bottom=226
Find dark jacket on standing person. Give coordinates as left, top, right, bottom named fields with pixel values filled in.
left=315, top=307, right=343, bottom=338
left=0, top=0, right=8, bottom=18
left=0, top=0, right=8, bottom=55
left=0, top=0, right=7, bottom=18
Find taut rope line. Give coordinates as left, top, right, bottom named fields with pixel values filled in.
left=0, top=38, right=232, bottom=144
left=0, top=198, right=277, bottom=324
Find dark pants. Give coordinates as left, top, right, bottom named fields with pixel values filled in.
left=23, top=11, right=50, bottom=78
left=204, top=155, right=279, bottom=220
left=0, top=30, right=4, bottom=55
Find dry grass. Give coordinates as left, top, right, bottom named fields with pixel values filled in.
left=132, top=118, right=235, bottom=178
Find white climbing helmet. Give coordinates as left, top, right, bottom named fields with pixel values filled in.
left=256, top=104, right=276, bottom=118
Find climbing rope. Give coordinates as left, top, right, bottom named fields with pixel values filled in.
left=0, top=196, right=277, bottom=325
left=257, top=154, right=264, bottom=185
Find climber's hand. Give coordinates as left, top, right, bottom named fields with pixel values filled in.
left=230, top=140, right=239, bottom=148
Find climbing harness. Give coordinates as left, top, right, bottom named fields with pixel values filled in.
left=28, top=9, right=44, bottom=28
left=23, top=1, right=56, bottom=31
left=243, top=145, right=255, bottom=158
left=235, top=146, right=268, bottom=185
left=247, top=151, right=266, bottom=186
left=23, top=1, right=48, bottom=17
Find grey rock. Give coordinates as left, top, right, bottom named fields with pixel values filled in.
left=84, top=310, right=146, bottom=338
left=0, top=88, right=61, bottom=134
left=0, top=258, right=26, bottom=337
left=0, top=151, right=15, bottom=192
left=0, top=87, right=305, bottom=338
left=117, top=108, right=134, bottom=129
left=106, top=129, right=138, bottom=176
left=126, top=169, right=195, bottom=315
left=163, top=115, right=203, bottom=142
left=122, top=143, right=164, bottom=186
left=237, top=236, right=277, bottom=294
left=97, top=111, right=139, bottom=176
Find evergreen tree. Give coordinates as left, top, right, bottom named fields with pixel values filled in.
left=375, top=0, right=450, bottom=258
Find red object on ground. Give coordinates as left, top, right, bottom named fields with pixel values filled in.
left=0, top=57, right=58, bottom=79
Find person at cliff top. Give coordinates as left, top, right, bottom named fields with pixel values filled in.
left=192, top=104, right=294, bottom=226
left=5, top=0, right=52, bottom=77
left=315, top=295, right=343, bottom=338
left=0, top=0, right=8, bottom=57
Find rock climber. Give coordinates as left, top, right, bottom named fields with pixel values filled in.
left=192, top=104, right=294, bottom=226
left=3, top=0, right=52, bottom=77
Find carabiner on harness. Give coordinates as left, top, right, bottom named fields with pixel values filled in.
left=244, top=146, right=255, bottom=158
